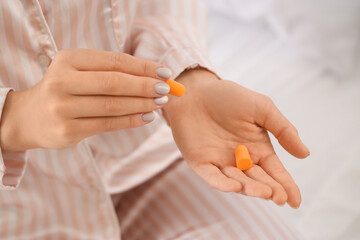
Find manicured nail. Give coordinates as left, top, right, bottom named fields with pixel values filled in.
left=156, top=67, right=172, bottom=79
left=154, top=95, right=168, bottom=105
left=155, top=82, right=170, bottom=95
left=142, top=112, right=155, bottom=122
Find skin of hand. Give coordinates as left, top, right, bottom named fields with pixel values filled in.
left=0, top=49, right=171, bottom=152
left=163, top=69, right=310, bottom=209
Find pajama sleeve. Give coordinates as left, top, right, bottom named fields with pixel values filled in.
left=129, top=0, right=216, bottom=79
left=0, top=88, right=27, bottom=190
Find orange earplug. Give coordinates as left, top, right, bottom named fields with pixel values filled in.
left=235, top=145, right=252, bottom=171
left=165, top=79, right=185, bottom=97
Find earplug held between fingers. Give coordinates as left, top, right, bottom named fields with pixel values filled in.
left=235, top=145, right=252, bottom=171
left=165, top=79, right=185, bottom=97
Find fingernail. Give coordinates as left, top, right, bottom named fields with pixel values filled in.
left=156, top=67, right=172, bottom=79
left=154, top=95, right=168, bottom=105
left=155, top=82, right=170, bottom=95
left=142, top=112, right=155, bottom=122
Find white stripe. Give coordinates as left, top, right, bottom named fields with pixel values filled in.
left=89, top=1, right=105, bottom=50
left=60, top=1, right=71, bottom=49
left=81, top=140, right=120, bottom=239
left=7, top=3, right=33, bottom=89
left=33, top=0, right=58, bottom=54
left=25, top=162, right=44, bottom=239
left=48, top=150, right=70, bottom=240
left=0, top=3, right=20, bottom=90
left=100, top=0, right=118, bottom=51
left=74, top=0, right=87, bottom=48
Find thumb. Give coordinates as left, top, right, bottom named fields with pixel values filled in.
left=258, top=97, right=310, bottom=159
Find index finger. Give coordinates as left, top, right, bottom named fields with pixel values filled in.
left=57, top=49, right=172, bottom=79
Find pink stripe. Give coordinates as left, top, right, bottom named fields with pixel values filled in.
left=23, top=162, right=41, bottom=237
left=235, top=198, right=276, bottom=239
left=96, top=1, right=112, bottom=51
left=29, top=150, right=52, bottom=237
left=20, top=4, right=43, bottom=87
left=171, top=166, right=241, bottom=239
left=108, top=139, right=177, bottom=184
left=254, top=200, right=301, bottom=240
left=82, top=1, right=95, bottom=49
left=0, top=3, right=23, bottom=90
left=173, top=168, right=227, bottom=239
left=73, top=146, right=100, bottom=237
left=52, top=1, right=63, bottom=49
left=68, top=1, right=79, bottom=48
left=140, top=175, right=192, bottom=238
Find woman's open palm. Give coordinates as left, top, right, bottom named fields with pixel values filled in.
left=167, top=78, right=309, bottom=208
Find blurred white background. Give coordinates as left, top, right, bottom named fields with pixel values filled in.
left=202, top=0, right=360, bottom=239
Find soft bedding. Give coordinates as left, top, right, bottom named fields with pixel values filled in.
left=205, top=6, right=360, bottom=240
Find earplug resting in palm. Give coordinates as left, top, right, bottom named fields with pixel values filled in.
left=235, top=145, right=252, bottom=170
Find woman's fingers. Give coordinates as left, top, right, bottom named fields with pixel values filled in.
left=191, top=163, right=243, bottom=193
left=259, top=153, right=302, bottom=208
left=75, top=112, right=156, bottom=137
left=64, top=95, right=167, bottom=118
left=56, top=49, right=170, bottom=79
left=244, top=165, right=288, bottom=205
left=221, top=166, right=272, bottom=199
left=66, top=71, right=170, bottom=97
left=258, top=97, right=310, bottom=159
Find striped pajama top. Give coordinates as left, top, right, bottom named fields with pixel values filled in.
left=0, top=0, right=212, bottom=238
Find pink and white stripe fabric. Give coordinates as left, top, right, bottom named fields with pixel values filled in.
left=113, top=159, right=303, bottom=240
left=0, top=0, right=302, bottom=239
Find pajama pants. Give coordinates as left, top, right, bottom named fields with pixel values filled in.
left=111, top=158, right=304, bottom=240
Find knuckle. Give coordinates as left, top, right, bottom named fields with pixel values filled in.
left=109, top=52, right=126, bottom=70
left=58, top=122, right=76, bottom=144
left=54, top=50, right=66, bottom=60
left=100, top=73, right=116, bottom=93
left=293, top=126, right=299, bottom=135
left=55, top=49, right=71, bottom=61
left=260, top=95, right=276, bottom=118
left=263, top=95, right=274, bottom=106
left=48, top=100, right=65, bottom=116
left=276, top=126, right=291, bottom=139
left=141, top=79, right=151, bottom=96
left=220, top=166, right=231, bottom=176
left=142, top=61, right=150, bottom=76
left=128, top=115, right=142, bottom=128
left=143, top=60, right=156, bottom=76
left=271, top=165, right=285, bottom=175
left=143, top=98, right=155, bottom=111
left=42, top=78, right=56, bottom=92
left=103, top=97, right=118, bottom=113
left=208, top=173, right=218, bottom=186
left=251, top=166, right=266, bottom=177
left=104, top=117, right=117, bottom=131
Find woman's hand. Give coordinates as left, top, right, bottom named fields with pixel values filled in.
left=1, top=49, right=172, bottom=152
left=164, top=69, right=310, bottom=208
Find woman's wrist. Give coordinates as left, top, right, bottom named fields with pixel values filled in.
left=0, top=90, right=29, bottom=153
left=162, top=68, right=219, bottom=126
left=173, top=68, right=220, bottom=87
